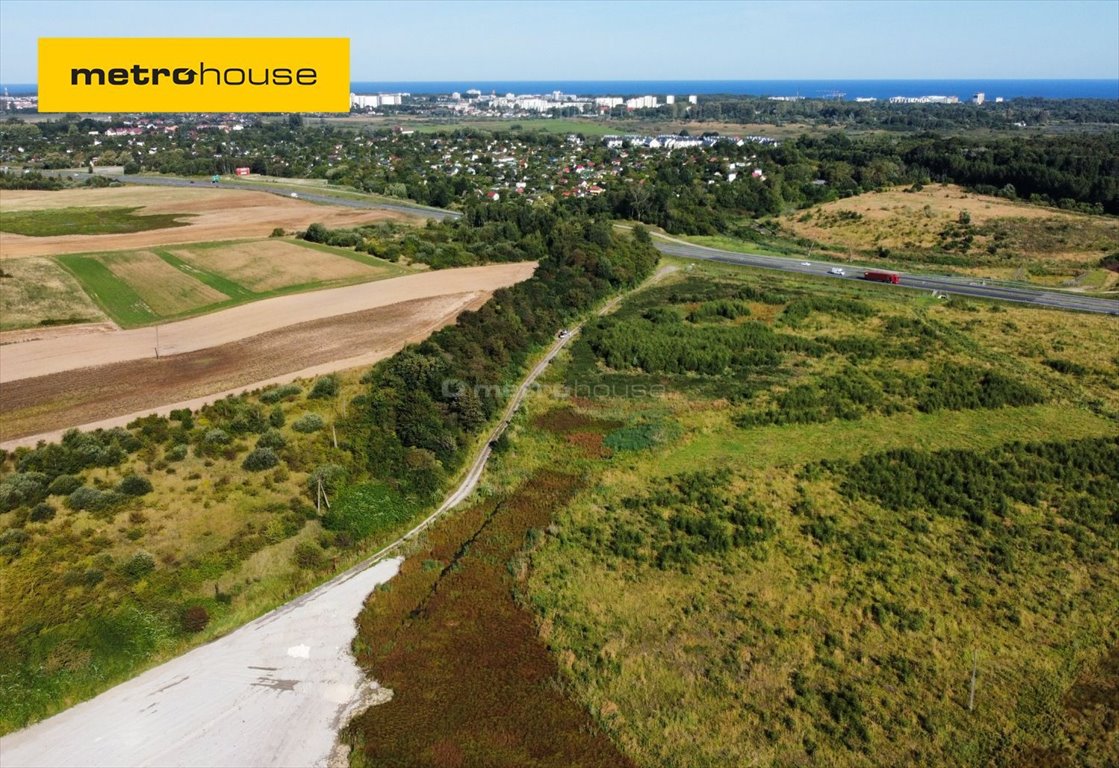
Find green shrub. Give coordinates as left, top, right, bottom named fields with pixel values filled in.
left=1043, top=358, right=1088, bottom=376
left=29, top=502, right=56, bottom=522
left=259, top=384, right=302, bottom=404
left=202, top=428, right=230, bottom=446
left=256, top=429, right=287, bottom=450
left=269, top=405, right=285, bottom=428
left=119, top=551, right=156, bottom=581
left=169, top=408, right=194, bottom=429
left=291, top=414, right=325, bottom=433
left=308, top=375, right=339, bottom=399
left=67, top=486, right=126, bottom=513
left=0, top=472, right=49, bottom=511
left=307, top=463, right=348, bottom=496
left=47, top=474, right=82, bottom=497
left=117, top=474, right=153, bottom=497
left=242, top=447, right=280, bottom=471
left=165, top=444, right=188, bottom=462
left=293, top=540, right=326, bottom=569
left=0, top=528, right=30, bottom=558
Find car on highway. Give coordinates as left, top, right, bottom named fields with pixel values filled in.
left=800, top=261, right=811, bottom=266
left=828, top=267, right=846, bottom=276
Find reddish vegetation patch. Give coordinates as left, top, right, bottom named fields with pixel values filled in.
left=346, top=471, right=633, bottom=768
left=565, top=431, right=612, bottom=458
left=531, top=406, right=621, bottom=435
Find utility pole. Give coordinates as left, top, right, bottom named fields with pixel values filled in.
left=316, top=475, right=331, bottom=515
left=968, top=650, right=978, bottom=712
left=154, top=324, right=160, bottom=359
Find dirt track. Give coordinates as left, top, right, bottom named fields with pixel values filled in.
left=0, top=186, right=415, bottom=259
left=0, top=263, right=536, bottom=382
left=0, top=291, right=492, bottom=446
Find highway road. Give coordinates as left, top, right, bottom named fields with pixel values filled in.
left=653, top=240, right=1119, bottom=316
left=105, top=174, right=1117, bottom=316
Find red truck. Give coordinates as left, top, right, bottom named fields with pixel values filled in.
left=864, top=270, right=900, bottom=284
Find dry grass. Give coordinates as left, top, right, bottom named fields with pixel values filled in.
left=102, top=251, right=228, bottom=315
left=0, top=257, right=106, bottom=330
left=173, top=240, right=380, bottom=292
left=780, top=184, right=1119, bottom=275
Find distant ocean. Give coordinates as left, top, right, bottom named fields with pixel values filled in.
left=2, top=79, right=1116, bottom=101
left=350, top=79, right=1119, bottom=101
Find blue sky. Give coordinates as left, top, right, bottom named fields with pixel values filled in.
left=1, top=0, right=1117, bottom=83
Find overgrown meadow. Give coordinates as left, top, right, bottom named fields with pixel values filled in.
left=517, top=260, right=1119, bottom=766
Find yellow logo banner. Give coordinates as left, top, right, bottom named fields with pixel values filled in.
left=38, top=37, right=350, bottom=113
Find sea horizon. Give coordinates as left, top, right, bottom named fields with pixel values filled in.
left=2, top=78, right=1117, bottom=101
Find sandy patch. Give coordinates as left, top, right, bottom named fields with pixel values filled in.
left=0, top=187, right=414, bottom=259
left=174, top=240, right=378, bottom=292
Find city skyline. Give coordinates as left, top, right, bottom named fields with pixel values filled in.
left=1, top=0, right=1118, bottom=84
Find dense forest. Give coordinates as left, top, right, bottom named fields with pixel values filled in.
left=335, top=203, right=658, bottom=517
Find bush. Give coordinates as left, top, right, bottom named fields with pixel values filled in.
left=291, top=413, right=325, bottom=433
left=66, top=486, right=125, bottom=513
left=120, top=551, right=156, bottom=581
left=269, top=405, right=285, bottom=428
left=259, top=384, right=302, bottom=404
left=117, top=474, right=153, bottom=496
left=47, top=473, right=82, bottom=497
left=29, top=502, right=56, bottom=522
left=165, top=443, right=188, bottom=462
left=180, top=605, right=210, bottom=633
left=270, top=227, right=285, bottom=238
left=293, top=540, right=326, bottom=569
left=256, top=429, right=287, bottom=450
left=307, top=463, right=348, bottom=497
left=169, top=408, right=194, bottom=429
left=0, top=472, right=49, bottom=511
left=242, top=447, right=280, bottom=471
left=202, top=428, right=230, bottom=446
left=308, top=375, right=339, bottom=399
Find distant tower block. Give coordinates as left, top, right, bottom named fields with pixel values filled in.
left=665, top=94, right=675, bottom=104
left=687, top=94, right=698, bottom=104
left=972, top=92, right=985, bottom=105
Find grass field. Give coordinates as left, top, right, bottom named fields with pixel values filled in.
left=0, top=258, right=106, bottom=331
left=662, top=403, right=1117, bottom=473
left=775, top=184, right=1119, bottom=287
left=50, top=238, right=411, bottom=328
left=506, top=261, right=1119, bottom=767
left=0, top=206, right=192, bottom=237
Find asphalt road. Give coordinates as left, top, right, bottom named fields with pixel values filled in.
left=653, top=240, right=1119, bottom=316
left=103, top=174, right=1117, bottom=316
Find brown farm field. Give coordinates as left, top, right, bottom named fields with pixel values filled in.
left=778, top=184, right=1119, bottom=287
left=0, top=291, right=489, bottom=446
left=0, top=186, right=416, bottom=259
left=0, top=262, right=536, bottom=444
